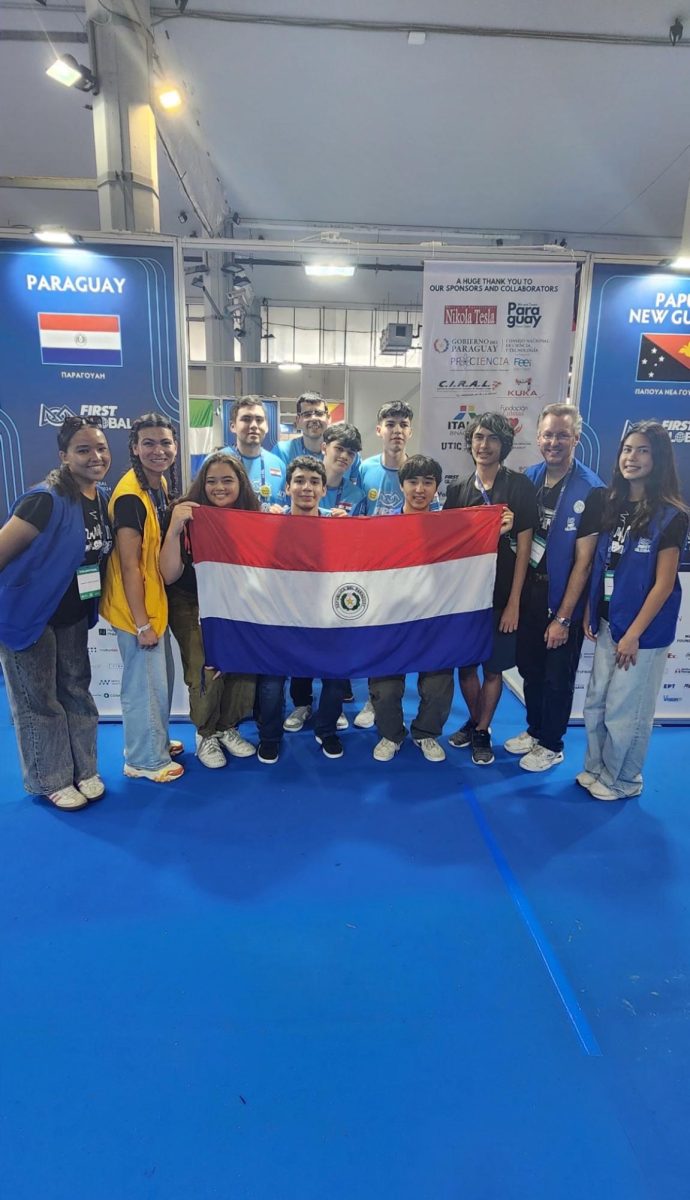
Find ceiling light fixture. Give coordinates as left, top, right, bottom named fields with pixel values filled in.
left=46, top=54, right=97, bottom=93
left=407, top=31, right=427, bottom=46
left=34, top=228, right=76, bottom=245
left=278, top=362, right=302, bottom=372
left=157, top=86, right=183, bottom=111
left=304, top=263, right=355, bottom=278
left=670, top=256, right=690, bottom=270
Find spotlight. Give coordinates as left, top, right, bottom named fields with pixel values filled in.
left=670, top=18, right=684, bottom=45
left=46, top=54, right=97, bottom=93
left=34, top=228, right=75, bottom=245
left=157, top=86, right=182, bottom=111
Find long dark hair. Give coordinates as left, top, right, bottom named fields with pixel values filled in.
left=603, top=420, right=688, bottom=536
left=184, top=453, right=259, bottom=511
left=129, top=412, right=179, bottom=498
left=45, top=415, right=107, bottom=501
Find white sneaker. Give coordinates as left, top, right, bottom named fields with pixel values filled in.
left=414, top=737, right=446, bottom=762
left=576, top=770, right=598, bottom=790
left=336, top=713, right=349, bottom=731
left=283, top=704, right=312, bottom=732
left=77, top=774, right=106, bottom=801
left=589, top=779, right=627, bottom=801
left=504, top=730, right=537, bottom=755
left=195, top=734, right=227, bottom=769
left=519, top=745, right=564, bottom=773
left=373, top=737, right=402, bottom=762
left=354, top=699, right=375, bottom=729
left=47, top=785, right=88, bottom=810
left=218, top=727, right=256, bottom=757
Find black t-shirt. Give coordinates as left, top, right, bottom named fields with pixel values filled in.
left=113, top=484, right=167, bottom=539
left=160, top=508, right=197, bottom=597
left=580, top=489, right=688, bottom=619
left=14, top=490, right=112, bottom=627
left=444, top=466, right=538, bottom=609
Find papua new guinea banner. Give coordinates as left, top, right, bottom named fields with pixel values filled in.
left=419, top=260, right=576, bottom=501
left=0, top=237, right=180, bottom=522
left=573, top=261, right=690, bottom=722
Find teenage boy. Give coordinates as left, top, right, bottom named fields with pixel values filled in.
left=504, top=403, right=603, bottom=772
left=360, top=401, right=415, bottom=515
left=283, top=424, right=364, bottom=732
left=256, top=456, right=348, bottom=763
left=369, top=455, right=454, bottom=763
left=444, top=412, right=538, bottom=765
left=273, top=392, right=331, bottom=466
left=222, top=396, right=286, bottom=510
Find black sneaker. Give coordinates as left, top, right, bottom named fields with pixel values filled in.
left=342, top=690, right=355, bottom=703
left=315, top=734, right=344, bottom=759
left=448, top=718, right=476, bottom=749
left=471, top=728, right=494, bottom=766
left=258, top=740, right=280, bottom=764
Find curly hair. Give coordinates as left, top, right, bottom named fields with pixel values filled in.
left=45, top=415, right=107, bottom=501
left=184, top=453, right=260, bottom=511
left=603, top=420, right=688, bottom=536
left=128, top=412, right=179, bottom=498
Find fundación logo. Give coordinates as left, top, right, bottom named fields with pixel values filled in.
left=332, top=584, right=369, bottom=621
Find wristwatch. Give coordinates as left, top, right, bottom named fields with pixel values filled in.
left=553, top=615, right=571, bottom=628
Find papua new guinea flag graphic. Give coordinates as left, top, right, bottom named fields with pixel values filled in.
left=637, top=333, right=690, bottom=382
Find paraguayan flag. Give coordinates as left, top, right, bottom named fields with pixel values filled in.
left=37, top=312, right=122, bottom=367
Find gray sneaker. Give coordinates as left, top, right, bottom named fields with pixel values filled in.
left=283, top=704, right=312, bottom=732
left=448, top=719, right=476, bottom=749
left=195, top=734, right=227, bottom=769
left=354, top=699, right=375, bottom=729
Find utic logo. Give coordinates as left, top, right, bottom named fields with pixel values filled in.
left=637, top=333, right=690, bottom=382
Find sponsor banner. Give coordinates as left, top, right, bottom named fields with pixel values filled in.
left=0, top=237, right=182, bottom=719
left=573, top=261, right=690, bottom=720
left=420, top=261, right=576, bottom=499
left=88, top=619, right=189, bottom=720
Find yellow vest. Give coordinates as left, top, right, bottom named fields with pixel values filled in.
left=100, top=468, right=168, bottom=636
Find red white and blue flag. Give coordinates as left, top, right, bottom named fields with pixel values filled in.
left=191, top=507, right=502, bottom=678
left=37, top=312, right=122, bottom=367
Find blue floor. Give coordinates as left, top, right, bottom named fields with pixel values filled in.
left=1, top=680, right=689, bottom=1199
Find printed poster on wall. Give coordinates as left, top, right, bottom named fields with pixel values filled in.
left=573, top=261, right=690, bottom=721
left=0, top=236, right=187, bottom=717
left=419, top=261, right=576, bottom=499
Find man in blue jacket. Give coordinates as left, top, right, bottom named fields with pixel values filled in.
left=504, top=403, right=603, bottom=772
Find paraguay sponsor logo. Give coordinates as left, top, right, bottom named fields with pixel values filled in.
left=444, top=304, right=497, bottom=326
left=332, top=583, right=369, bottom=621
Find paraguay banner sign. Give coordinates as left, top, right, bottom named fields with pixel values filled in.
left=191, top=507, right=503, bottom=679
left=573, top=261, right=690, bottom=722
left=0, top=237, right=180, bottom=524
left=420, top=261, right=576, bottom=500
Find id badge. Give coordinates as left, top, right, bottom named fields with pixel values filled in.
left=604, top=569, right=615, bottom=600
left=529, top=535, right=546, bottom=569
left=77, top=564, right=101, bottom=600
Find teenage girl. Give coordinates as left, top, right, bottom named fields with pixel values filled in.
left=0, top=416, right=112, bottom=810
left=580, top=420, right=688, bottom=800
left=159, top=453, right=259, bottom=768
left=100, top=412, right=184, bottom=783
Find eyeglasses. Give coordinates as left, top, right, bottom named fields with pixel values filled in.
left=539, top=433, right=573, bottom=443
left=301, top=409, right=328, bottom=418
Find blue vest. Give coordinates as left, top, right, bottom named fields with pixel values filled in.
left=524, top=458, right=603, bottom=619
left=0, top=485, right=92, bottom=650
left=588, top=503, right=682, bottom=648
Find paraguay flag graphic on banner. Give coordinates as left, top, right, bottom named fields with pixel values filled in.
left=636, top=333, right=690, bottom=382
left=37, top=312, right=122, bottom=367
left=191, top=506, right=502, bottom=678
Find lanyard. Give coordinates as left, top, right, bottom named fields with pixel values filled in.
left=333, top=480, right=344, bottom=508
left=474, top=468, right=500, bottom=505
left=233, top=448, right=266, bottom=489
left=537, top=463, right=573, bottom=535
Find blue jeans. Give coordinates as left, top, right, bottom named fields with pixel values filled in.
left=258, top=676, right=346, bottom=742
left=115, top=628, right=175, bottom=771
left=0, top=617, right=98, bottom=795
left=583, top=619, right=669, bottom=798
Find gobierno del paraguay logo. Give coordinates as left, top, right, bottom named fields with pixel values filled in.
left=332, top=583, right=369, bottom=621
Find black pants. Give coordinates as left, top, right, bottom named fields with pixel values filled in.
left=516, top=592, right=584, bottom=753
left=290, top=677, right=353, bottom=706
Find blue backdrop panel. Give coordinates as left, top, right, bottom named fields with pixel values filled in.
left=579, top=263, right=690, bottom=565
left=0, top=239, right=180, bottom=521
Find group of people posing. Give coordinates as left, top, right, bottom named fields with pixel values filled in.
left=0, top=391, right=686, bottom=811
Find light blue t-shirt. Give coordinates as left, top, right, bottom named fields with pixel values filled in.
left=272, top=436, right=323, bottom=467
left=220, top=446, right=286, bottom=510
left=322, top=477, right=366, bottom=515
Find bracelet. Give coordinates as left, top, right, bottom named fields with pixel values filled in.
left=553, top=615, right=571, bottom=628
left=136, top=622, right=152, bottom=636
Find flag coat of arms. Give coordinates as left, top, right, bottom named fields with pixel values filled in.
left=191, top=507, right=502, bottom=679
left=37, top=313, right=122, bottom=367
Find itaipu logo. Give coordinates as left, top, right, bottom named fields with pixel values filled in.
left=332, top=583, right=369, bottom=621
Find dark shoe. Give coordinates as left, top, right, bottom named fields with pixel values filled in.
left=471, top=728, right=494, bottom=765
left=315, top=734, right=344, bottom=759
left=448, top=718, right=476, bottom=749
left=258, top=740, right=280, bottom=764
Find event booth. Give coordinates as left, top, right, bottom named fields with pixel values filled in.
left=1, top=231, right=688, bottom=720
